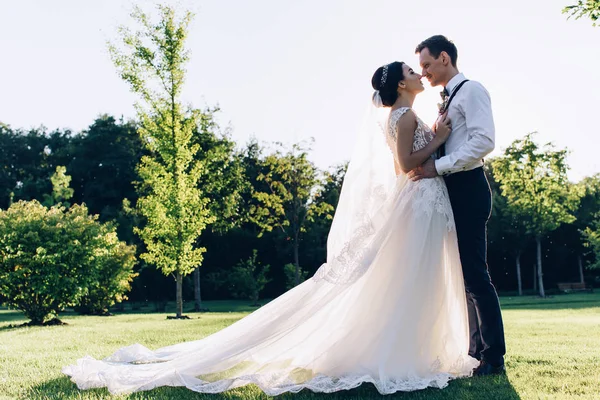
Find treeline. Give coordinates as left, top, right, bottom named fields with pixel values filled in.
left=1, top=115, right=599, bottom=315
left=0, top=115, right=345, bottom=317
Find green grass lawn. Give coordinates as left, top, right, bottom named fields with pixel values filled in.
left=1, top=293, right=599, bottom=399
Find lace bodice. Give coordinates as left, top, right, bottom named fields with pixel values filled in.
left=384, top=107, right=455, bottom=231
left=386, top=107, right=435, bottom=162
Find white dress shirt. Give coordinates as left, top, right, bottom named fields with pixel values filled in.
left=434, top=73, right=495, bottom=176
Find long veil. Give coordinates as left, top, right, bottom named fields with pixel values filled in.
left=314, top=102, right=399, bottom=284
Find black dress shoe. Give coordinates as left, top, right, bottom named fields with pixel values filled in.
left=473, top=360, right=506, bottom=376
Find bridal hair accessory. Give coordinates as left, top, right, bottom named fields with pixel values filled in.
left=372, top=90, right=384, bottom=108
left=380, top=64, right=389, bottom=87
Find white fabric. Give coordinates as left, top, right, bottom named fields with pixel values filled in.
left=372, top=90, right=384, bottom=108
left=434, top=73, right=495, bottom=176
left=63, top=105, right=478, bottom=396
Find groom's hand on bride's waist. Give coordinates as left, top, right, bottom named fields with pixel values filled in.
left=407, top=159, right=439, bottom=181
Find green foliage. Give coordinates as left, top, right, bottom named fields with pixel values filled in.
left=0, top=126, right=72, bottom=209
left=195, top=111, right=246, bottom=234
left=492, top=133, right=581, bottom=296
left=225, top=250, right=271, bottom=304
left=563, top=0, right=600, bottom=25
left=249, top=140, right=334, bottom=286
left=578, top=176, right=600, bottom=270
left=109, top=5, right=215, bottom=317
left=250, top=140, right=332, bottom=235
left=42, top=166, right=74, bottom=207
left=582, top=224, right=600, bottom=269
left=75, top=239, right=138, bottom=315
left=572, top=175, right=600, bottom=271
left=0, top=201, right=136, bottom=324
left=574, top=174, right=600, bottom=229
left=492, top=133, right=580, bottom=239
left=301, top=163, right=347, bottom=277
left=69, top=115, right=143, bottom=222
left=283, top=263, right=308, bottom=290
left=486, top=160, right=531, bottom=255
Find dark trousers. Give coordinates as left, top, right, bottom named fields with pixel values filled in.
left=444, top=167, right=506, bottom=366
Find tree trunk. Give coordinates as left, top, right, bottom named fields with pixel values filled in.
left=294, top=232, right=301, bottom=286
left=193, top=266, right=202, bottom=312
left=176, top=272, right=183, bottom=317
left=533, top=263, right=537, bottom=292
left=536, top=237, right=545, bottom=297
left=578, top=255, right=585, bottom=284
left=516, top=252, right=522, bottom=296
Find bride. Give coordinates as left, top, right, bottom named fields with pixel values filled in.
left=63, top=61, right=478, bottom=395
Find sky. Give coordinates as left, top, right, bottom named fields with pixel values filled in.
left=1, top=0, right=599, bottom=181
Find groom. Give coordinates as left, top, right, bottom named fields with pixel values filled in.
left=409, top=35, right=506, bottom=376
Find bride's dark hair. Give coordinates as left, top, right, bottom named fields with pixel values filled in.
left=371, top=61, right=405, bottom=107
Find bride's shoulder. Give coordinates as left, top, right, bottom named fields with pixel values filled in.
left=388, top=107, right=418, bottom=138
left=390, top=107, right=417, bottom=121
left=389, top=107, right=416, bottom=125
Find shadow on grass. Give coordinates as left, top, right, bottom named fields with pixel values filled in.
left=26, top=374, right=520, bottom=400
left=0, top=309, right=29, bottom=322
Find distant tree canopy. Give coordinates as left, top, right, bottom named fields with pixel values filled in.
left=3, top=118, right=600, bottom=305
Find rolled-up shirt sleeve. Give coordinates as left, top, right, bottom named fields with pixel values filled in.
left=434, top=82, right=495, bottom=176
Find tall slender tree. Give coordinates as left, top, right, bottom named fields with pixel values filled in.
left=109, top=5, right=214, bottom=318
left=493, top=133, right=580, bottom=297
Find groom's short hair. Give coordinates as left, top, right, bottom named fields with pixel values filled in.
left=415, top=35, right=458, bottom=67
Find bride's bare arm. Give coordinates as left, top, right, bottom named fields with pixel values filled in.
left=395, top=110, right=449, bottom=173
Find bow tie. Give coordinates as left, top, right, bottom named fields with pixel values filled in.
left=440, top=87, right=449, bottom=100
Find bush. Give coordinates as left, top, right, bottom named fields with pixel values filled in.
left=75, top=239, right=138, bottom=315
left=0, top=200, right=137, bottom=324
left=227, top=250, right=270, bottom=305
left=283, top=263, right=308, bottom=290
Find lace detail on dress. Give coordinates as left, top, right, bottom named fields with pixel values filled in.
left=312, top=221, right=376, bottom=284
left=386, top=108, right=455, bottom=231
left=386, top=107, right=436, bottom=154
left=64, top=351, right=477, bottom=396
left=395, top=179, right=455, bottom=232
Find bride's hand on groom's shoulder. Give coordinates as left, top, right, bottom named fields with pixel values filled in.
left=407, top=159, right=438, bottom=181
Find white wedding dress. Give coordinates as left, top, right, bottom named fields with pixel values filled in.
left=63, top=107, right=478, bottom=395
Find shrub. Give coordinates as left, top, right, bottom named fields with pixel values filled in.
left=0, top=200, right=137, bottom=324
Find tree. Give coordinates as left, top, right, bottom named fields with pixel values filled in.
left=492, top=133, right=580, bottom=297
left=42, top=166, right=74, bottom=207
left=578, top=175, right=600, bottom=272
left=250, top=141, right=334, bottom=286
left=563, top=0, right=600, bottom=26
left=302, top=162, right=347, bottom=276
left=109, top=5, right=214, bottom=318
left=486, top=161, right=530, bottom=295
left=0, top=201, right=136, bottom=325
left=488, top=193, right=530, bottom=295
left=191, top=113, right=246, bottom=312
left=582, top=221, right=600, bottom=270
